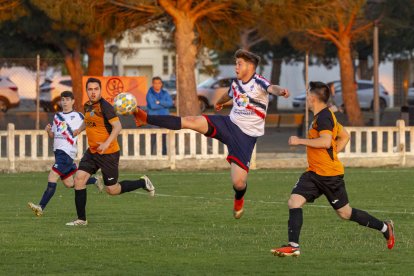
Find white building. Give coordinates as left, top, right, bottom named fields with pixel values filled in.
left=103, top=30, right=210, bottom=88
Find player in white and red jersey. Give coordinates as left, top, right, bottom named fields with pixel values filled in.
left=28, top=91, right=102, bottom=217
left=132, top=49, right=290, bottom=219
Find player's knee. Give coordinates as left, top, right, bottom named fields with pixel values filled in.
left=182, top=116, right=197, bottom=127
left=105, top=186, right=119, bottom=195
left=336, top=207, right=352, bottom=220
left=232, top=177, right=246, bottom=190
left=74, top=174, right=88, bottom=188
left=288, top=197, right=302, bottom=209
left=62, top=180, right=74, bottom=188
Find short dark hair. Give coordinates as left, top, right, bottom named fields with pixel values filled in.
left=152, top=76, right=162, bottom=82
left=234, top=49, right=260, bottom=68
left=309, top=81, right=330, bottom=103
left=60, top=91, right=74, bottom=99
left=86, top=77, right=101, bottom=90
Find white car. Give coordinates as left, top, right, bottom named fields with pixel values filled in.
left=292, top=80, right=390, bottom=111
left=170, top=77, right=233, bottom=112
left=407, top=85, right=414, bottom=105
left=39, top=76, right=72, bottom=112
left=0, top=75, right=20, bottom=112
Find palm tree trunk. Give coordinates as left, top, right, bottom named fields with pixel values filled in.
left=62, top=44, right=84, bottom=112
left=86, top=35, right=105, bottom=76
left=175, top=17, right=200, bottom=116
left=337, top=37, right=364, bottom=126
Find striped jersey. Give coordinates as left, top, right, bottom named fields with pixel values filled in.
left=51, top=111, right=84, bottom=159
left=228, top=73, right=271, bottom=137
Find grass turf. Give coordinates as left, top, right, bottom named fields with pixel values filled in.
left=0, top=168, right=413, bottom=275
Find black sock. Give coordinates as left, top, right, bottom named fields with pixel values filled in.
left=350, top=208, right=384, bottom=231
left=39, top=182, right=57, bottom=209
left=120, top=179, right=146, bottom=194
left=147, top=115, right=182, bottom=130
left=86, top=177, right=97, bottom=185
left=233, top=183, right=247, bottom=200
left=75, top=189, right=87, bottom=221
left=288, top=208, right=303, bottom=244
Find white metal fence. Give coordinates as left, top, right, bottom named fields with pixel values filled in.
left=0, top=124, right=230, bottom=172
left=340, top=120, right=412, bottom=166
left=1, top=120, right=413, bottom=172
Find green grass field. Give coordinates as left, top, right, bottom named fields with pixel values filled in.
left=0, top=168, right=413, bottom=275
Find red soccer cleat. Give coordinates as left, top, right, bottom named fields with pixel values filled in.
left=384, top=220, right=395, bottom=250
left=233, top=197, right=244, bottom=219
left=133, top=107, right=148, bottom=127
left=271, top=244, right=301, bottom=257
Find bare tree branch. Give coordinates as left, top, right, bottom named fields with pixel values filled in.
left=191, top=2, right=230, bottom=23
left=108, top=0, right=159, bottom=14
left=190, top=0, right=209, bottom=16
left=307, top=29, right=343, bottom=49
left=0, top=0, right=20, bottom=11
left=344, top=6, right=358, bottom=34
left=159, top=0, right=181, bottom=20
left=352, top=22, right=373, bottom=36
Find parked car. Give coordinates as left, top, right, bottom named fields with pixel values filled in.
left=292, top=80, right=390, bottom=111
left=163, top=79, right=176, bottom=94
left=0, top=75, right=20, bottom=112
left=170, top=76, right=233, bottom=112
left=39, top=76, right=72, bottom=112
left=407, top=84, right=414, bottom=105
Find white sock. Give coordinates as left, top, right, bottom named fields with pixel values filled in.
left=381, top=223, right=388, bottom=233
left=288, top=242, right=299, bottom=247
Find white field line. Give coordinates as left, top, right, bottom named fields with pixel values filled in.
left=134, top=191, right=414, bottom=216
left=2, top=169, right=414, bottom=178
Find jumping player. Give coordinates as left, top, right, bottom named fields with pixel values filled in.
left=133, top=49, right=290, bottom=219
left=271, top=81, right=394, bottom=257
left=65, top=78, right=155, bottom=226
left=28, top=91, right=102, bottom=217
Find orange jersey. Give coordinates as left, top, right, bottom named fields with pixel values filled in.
left=83, top=98, right=120, bottom=154
left=306, top=107, right=344, bottom=176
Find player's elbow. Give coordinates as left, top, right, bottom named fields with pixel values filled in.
left=323, top=140, right=332, bottom=149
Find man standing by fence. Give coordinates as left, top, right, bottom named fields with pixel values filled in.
left=146, top=76, right=174, bottom=155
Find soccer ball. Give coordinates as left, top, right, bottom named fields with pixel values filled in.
left=113, top=92, right=137, bottom=115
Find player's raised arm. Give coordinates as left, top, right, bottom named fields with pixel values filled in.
left=336, top=124, right=350, bottom=152
left=215, top=92, right=232, bottom=111
left=267, top=85, right=290, bottom=98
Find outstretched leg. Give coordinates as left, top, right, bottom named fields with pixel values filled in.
left=336, top=204, right=395, bottom=249
left=134, top=108, right=209, bottom=134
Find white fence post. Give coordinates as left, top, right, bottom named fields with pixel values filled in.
left=168, top=130, right=176, bottom=169
left=250, top=145, right=257, bottom=170
left=396, top=119, right=406, bottom=166
left=7, top=123, right=15, bottom=172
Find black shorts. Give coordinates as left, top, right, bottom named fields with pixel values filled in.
left=78, top=149, right=120, bottom=186
left=291, top=171, right=349, bottom=210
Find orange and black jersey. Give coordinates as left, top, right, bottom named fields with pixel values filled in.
left=306, top=107, right=344, bottom=176
left=83, top=98, right=120, bottom=154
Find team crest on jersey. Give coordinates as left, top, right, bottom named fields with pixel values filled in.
left=235, top=94, right=249, bottom=107
left=56, top=121, right=68, bottom=133
left=71, top=116, right=75, bottom=120
left=90, top=110, right=95, bottom=117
